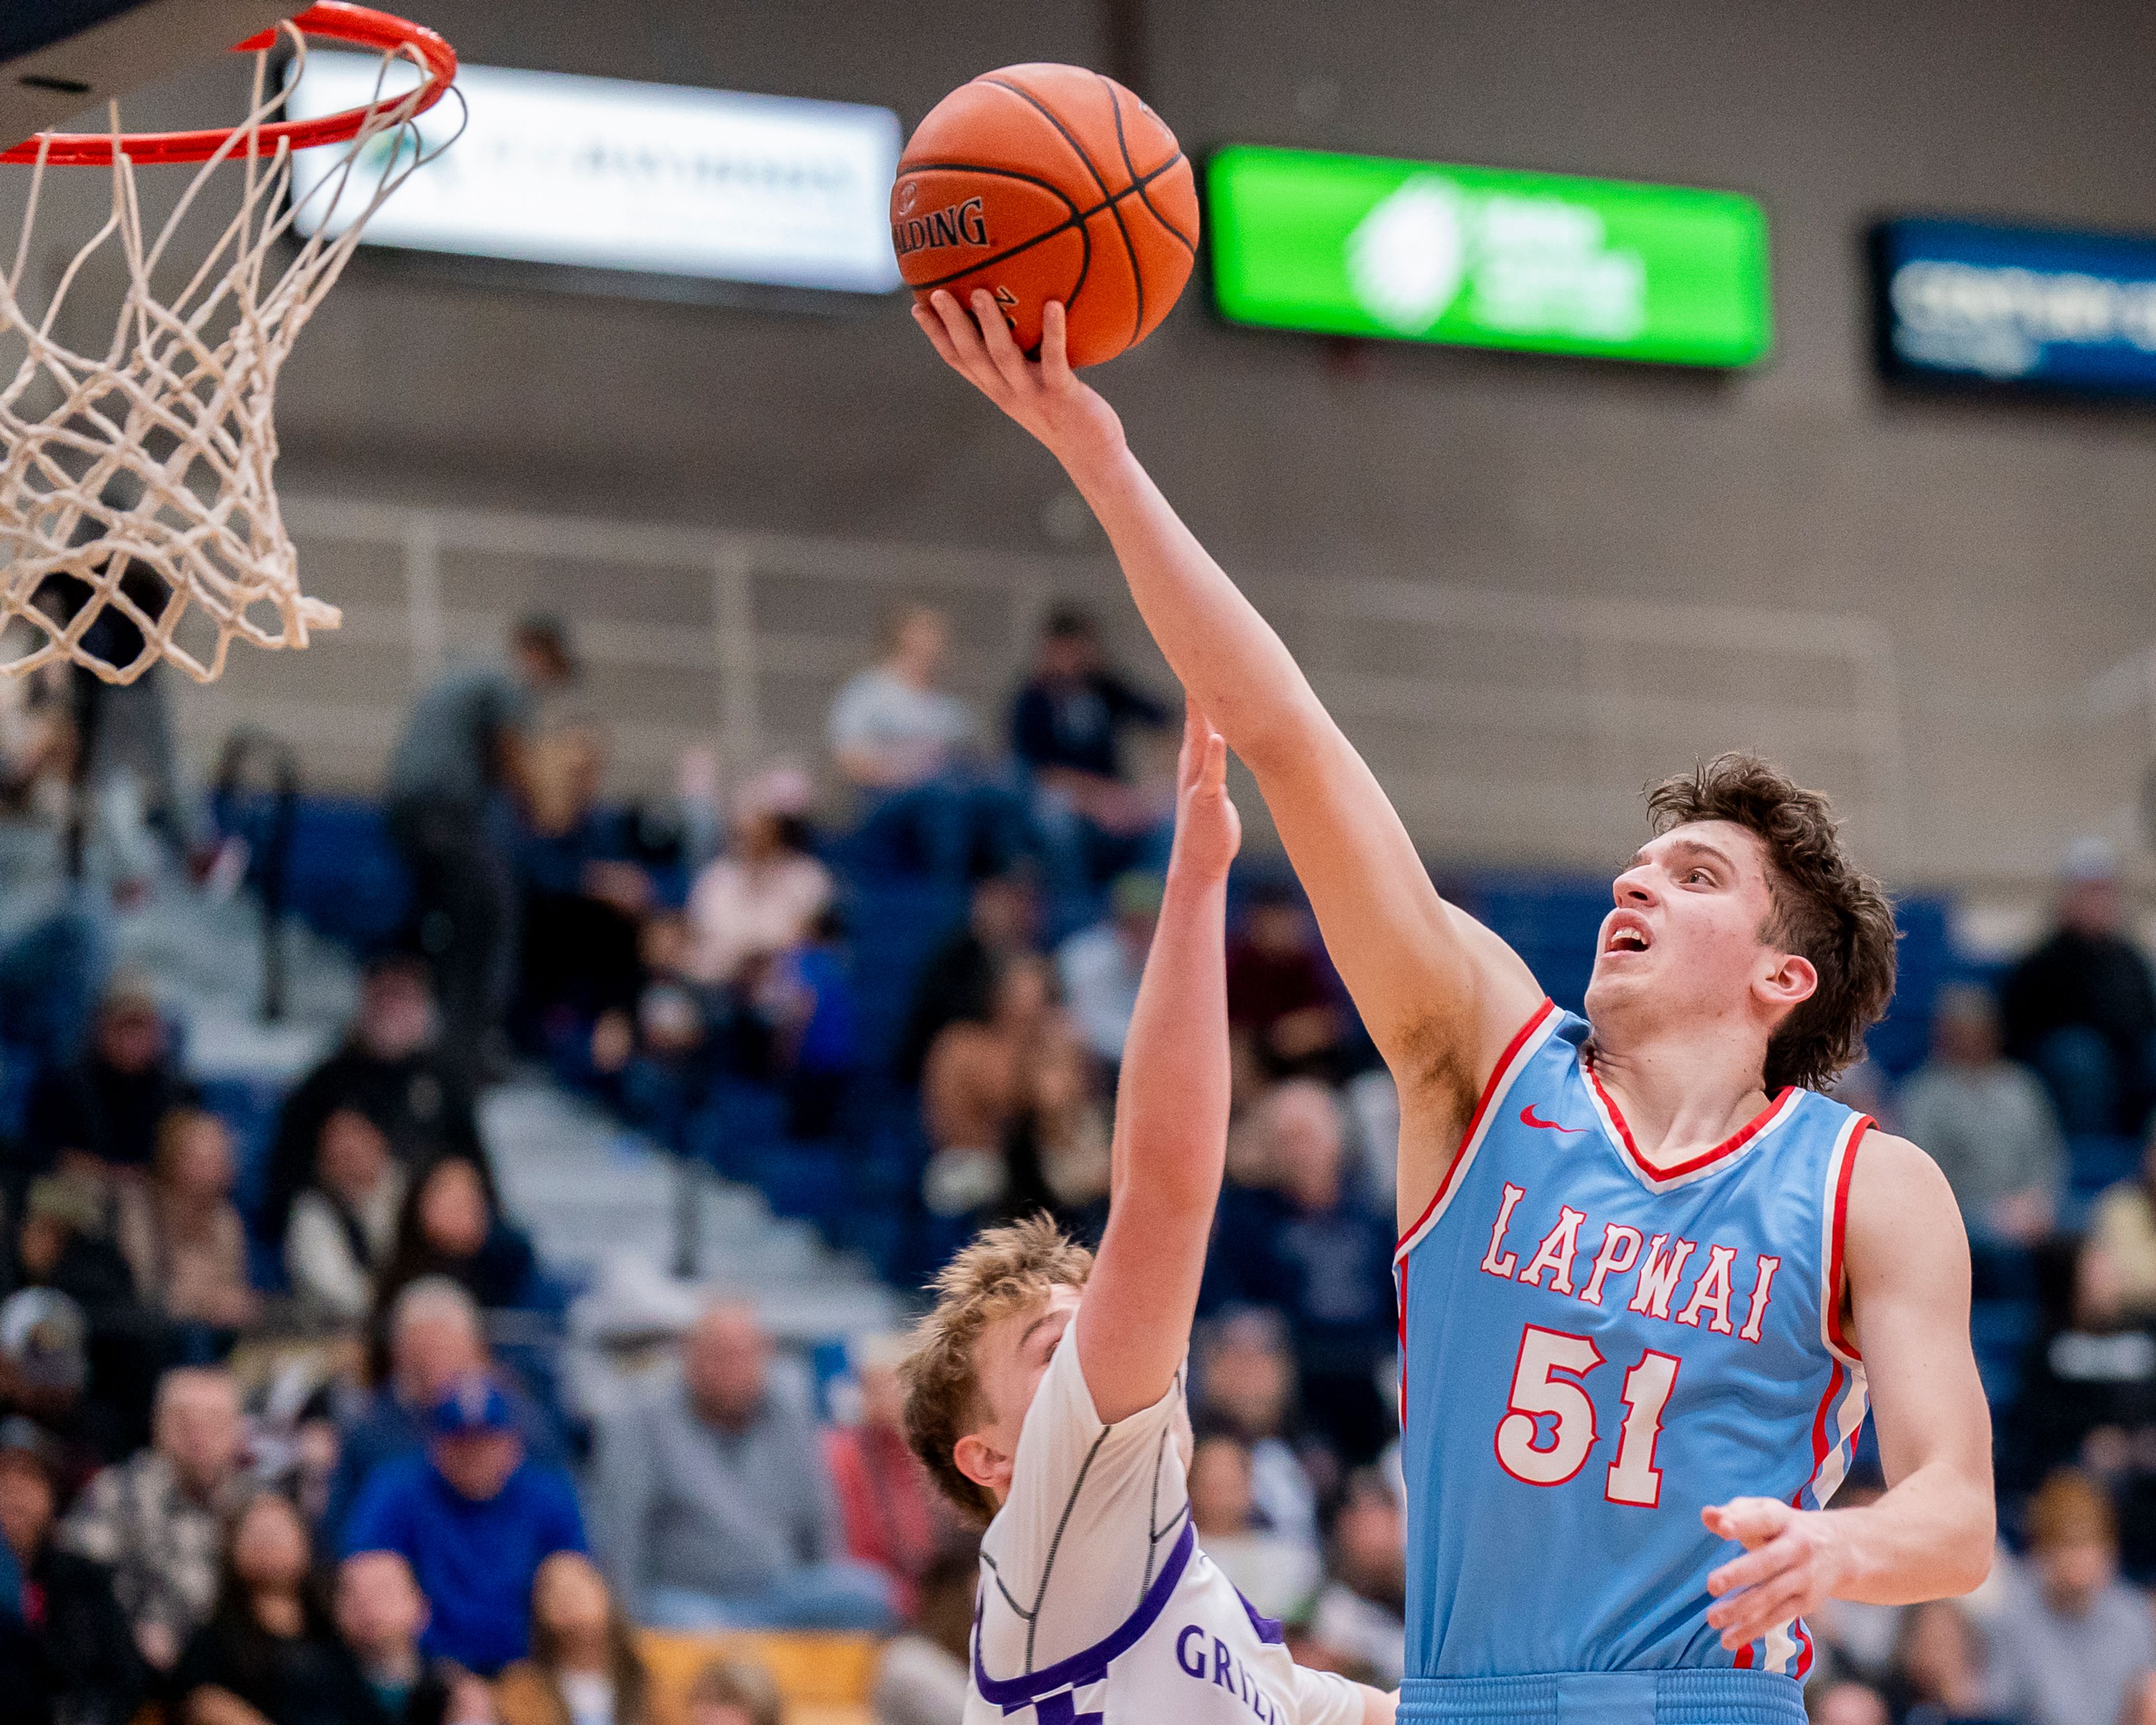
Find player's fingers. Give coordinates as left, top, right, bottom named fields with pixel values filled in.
left=1175, top=697, right=1203, bottom=785
left=1040, top=300, right=1076, bottom=389
left=926, top=293, right=1006, bottom=398
left=1186, top=692, right=1218, bottom=741
left=1706, top=1551, right=1794, bottom=1621
left=971, top=289, right=1037, bottom=390
left=1200, top=730, right=1229, bottom=797
left=1702, top=1498, right=1789, bottom=1549
left=928, top=291, right=1006, bottom=395
left=911, top=303, right=969, bottom=374
left=1706, top=1532, right=1797, bottom=1596
left=1713, top=1578, right=1798, bottom=1644
left=1715, top=1577, right=1809, bottom=1650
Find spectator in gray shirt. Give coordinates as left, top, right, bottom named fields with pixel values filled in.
left=385, top=617, right=575, bottom=1077
left=1985, top=1468, right=2154, bottom=1725
left=1056, top=870, right=1162, bottom=1067
left=1898, top=983, right=2064, bottom=1245
left=828, top=604, right=1021, bottom=882
left=592, top=1299, right=892, bottom=1631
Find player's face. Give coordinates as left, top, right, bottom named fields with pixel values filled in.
left=1584, top=820, right=1810, bottom=1041
left=961, top=1281, right=1082, bottom=1507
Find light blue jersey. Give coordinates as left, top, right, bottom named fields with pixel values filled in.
left=1394, top=1002, right=1870, bottom=1720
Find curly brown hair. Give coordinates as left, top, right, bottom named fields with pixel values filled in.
left=1644, top=752, right=1898, bottom=1094
left=900, top=1213, right=1093, bottom=1523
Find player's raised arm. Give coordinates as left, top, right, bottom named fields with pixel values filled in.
left=1701, top=1131, right=1994, bottom=1647
left=915, top=291, right=1541, bottom=1157
left=1075, top=700, right=1238, bottom=1424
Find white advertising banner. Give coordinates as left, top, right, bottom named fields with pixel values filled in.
left=288, top=54, right=903, bottom=293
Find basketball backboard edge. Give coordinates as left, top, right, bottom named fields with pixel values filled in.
left=2, top=0, right=294, bottom=153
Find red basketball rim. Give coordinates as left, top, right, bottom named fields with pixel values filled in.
left=0, top=1, right=457, bottom=167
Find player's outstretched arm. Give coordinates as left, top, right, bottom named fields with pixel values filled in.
left=915, top=291, right=1541, bottom=1176
left=1700, top=1132, right=1993, bottom=1649
left=1076, top=700, right=1239, bottom=1424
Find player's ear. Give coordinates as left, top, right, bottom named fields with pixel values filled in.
left=1756, top=951, right=1818, bottom=1015
left=953, top=1431, right=1011, bottom=1500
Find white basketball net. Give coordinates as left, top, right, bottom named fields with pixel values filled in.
left=0, top=29, right=449, bottom=683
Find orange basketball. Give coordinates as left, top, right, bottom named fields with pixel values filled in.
left=892, top=64, right=1199, bottom=368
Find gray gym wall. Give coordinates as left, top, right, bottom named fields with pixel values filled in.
left=14, top=0, right=2156, bottom=901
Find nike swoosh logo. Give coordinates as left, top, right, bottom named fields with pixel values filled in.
left=1520, top=1105, right=1585, bottom=1135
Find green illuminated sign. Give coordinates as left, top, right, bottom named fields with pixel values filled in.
left=1207, top=145, right=1771, bottom=368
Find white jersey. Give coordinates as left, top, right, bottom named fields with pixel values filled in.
left=968, top=1324, right=1362, bottom=1725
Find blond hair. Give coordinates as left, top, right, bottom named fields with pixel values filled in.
left=901, top=1214, right=1093, bottom=1522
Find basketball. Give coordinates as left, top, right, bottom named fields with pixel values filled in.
left=892, top=63, right=1198, bottom=368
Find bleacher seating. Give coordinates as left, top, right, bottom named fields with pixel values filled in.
left=239, top=795, right=1983, bottom=1299
left=98, top=783, right=2068, bottom=1528
left=640, top=1629, right=879, bottom=1725
left=2068, top=1134, right=2142, bottom=1213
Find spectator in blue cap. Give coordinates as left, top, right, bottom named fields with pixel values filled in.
left=341, top=1371, right=584, bottom=1677
left=323, top=1276, right=564, bottom=1544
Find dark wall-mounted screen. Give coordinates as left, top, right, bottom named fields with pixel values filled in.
left=1875, top=216, right=2156, bottom=397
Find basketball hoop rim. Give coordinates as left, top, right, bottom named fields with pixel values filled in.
left=0, top=1, right=456, bottom=168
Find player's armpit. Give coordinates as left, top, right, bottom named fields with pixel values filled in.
left=1832, top=1130, right=1995, bottom=1603
left=1382, top=892, right=1547, bottom=1233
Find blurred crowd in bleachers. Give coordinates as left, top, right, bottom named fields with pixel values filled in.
left=4, top=603, right=2156, bottom=1724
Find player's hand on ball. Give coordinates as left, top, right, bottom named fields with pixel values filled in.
left=1701, top=1498, right=1853, bottom=1651
left=1169, top=697, right=1239, bottom=882
left=913, top=291, right=1127, bottom=473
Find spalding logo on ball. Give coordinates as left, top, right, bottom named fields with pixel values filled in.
left=892, top=63, right=1199, bottom=368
